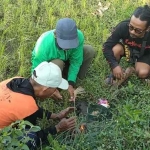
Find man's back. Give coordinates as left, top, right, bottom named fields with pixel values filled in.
left=0, top=78, right=38, bottom=129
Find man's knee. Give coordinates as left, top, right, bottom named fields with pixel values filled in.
left=51, top=59, right=64, bottom=71
left=83, top=45, right=96, bottom=59
left=136, top=69, right=149, bottom=78
left=112, top=44, right=124, bottom=60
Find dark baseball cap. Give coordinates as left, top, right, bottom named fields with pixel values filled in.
left=56, top=18, right=79, bottom=49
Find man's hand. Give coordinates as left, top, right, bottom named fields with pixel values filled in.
left=50, top=89, right=62, bottom=100
left=55, top=117, right=76, bottom=133
left=68, top=85, right=75, bottom=101
left=112, top=66, right=124, bottom=79
left=57, top=107, right=75, bottom=120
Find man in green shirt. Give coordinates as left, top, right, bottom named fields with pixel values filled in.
left=31, top=18, right=95, bottom=101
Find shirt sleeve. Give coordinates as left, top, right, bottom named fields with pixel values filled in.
left=67, top=33, right=84, bottom=83
left=24, top=107, right=52, bottom=125
left=31, top=32, right=52, bottom=72
left=102, top=22, right=126, bottom=69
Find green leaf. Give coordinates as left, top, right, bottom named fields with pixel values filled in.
left=20, top=136, right=31, bottom=143
left=20, top=144, right=30, bottom=150
left=10, top=140, right=20, bottom=147
left=14, top=129, right=24, bottom=137
left=2, top=136, right=11, bottom=145
left=23, top=121, right=34, bottom=127
left=29, top=126, right=41, bottom=132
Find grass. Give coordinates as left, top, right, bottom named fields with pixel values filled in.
left=1, top=0, right=150, bottom=149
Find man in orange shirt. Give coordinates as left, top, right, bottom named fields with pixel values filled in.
left=0, top=61, right=76, bottom=149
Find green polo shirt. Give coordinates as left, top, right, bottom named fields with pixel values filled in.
left=31, top=29, right=84, bottom=83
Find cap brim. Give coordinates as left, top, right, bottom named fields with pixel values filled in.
left=57, top=37, right=79, bottom=49
left=58, top=78, right=69, bottom=90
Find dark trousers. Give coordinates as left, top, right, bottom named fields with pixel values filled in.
left=26, top=132, right=39, bottom=149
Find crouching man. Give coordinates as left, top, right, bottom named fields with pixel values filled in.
left=0, top=61, right=76, bottom=149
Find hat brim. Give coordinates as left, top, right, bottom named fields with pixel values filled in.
left=57, top=37, right=79, bottom=49
left=58, top=78, right=69, bottom=90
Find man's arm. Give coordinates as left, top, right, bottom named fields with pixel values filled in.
left=67, top=31, right=84, bottom=86
left=24, top=107, right=75, bottom=124
left=36, top=117, right=76, bottom=141
left=25, top=108, right=76, bottom=138
left=103, top=22, right=126, bottom=69
left=24, top=107, right=52, bottom=125
left=31, top=31, right=54, bottom=72
left=68, top=45, right=83, bottom=85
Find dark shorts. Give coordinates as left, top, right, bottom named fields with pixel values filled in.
left=137, top=54, right=150, bottom=65
left=19, top=132, right=39, bottom=150
left=119, top=40, right=150, bottom=65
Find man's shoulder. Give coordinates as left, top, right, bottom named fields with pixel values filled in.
left=77, top=29, right=84, bottom=43
left=0, top=77, right=23, bottom=85
left=39, top=30, right=55, bottom=40
left=77, top=29, right=84, bottom=37
left=117, top=19, right=130, bottom=28
left=34, top=30, right=55, bottom=49
left=111, top=19, right=129, bottom=35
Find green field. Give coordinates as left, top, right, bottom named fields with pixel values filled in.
left=1, top=0, right=150, bottom=149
